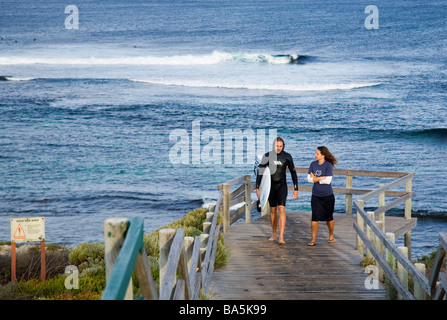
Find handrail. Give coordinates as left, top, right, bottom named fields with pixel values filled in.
left=355, top=200, right=447, bottom=299
left=359, top=173, right=415, bottom=202
left=101, top=217, right=145, bottom=300
left=429, top=233, right=447, bottom=299
left=353, top=216, right=415, bottom=300
left=217, top=167, right=416, bottom=234
left=354, top=202, right=430, bottom=299
left=349, top=169, right=446, bottom=300
left=350, top=170, right=427, bottom=299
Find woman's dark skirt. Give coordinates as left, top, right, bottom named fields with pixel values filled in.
left=311, top=194, right=335, bottom=221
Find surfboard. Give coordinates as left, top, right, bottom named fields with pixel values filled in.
left=259, top=166, right=271, bottom=211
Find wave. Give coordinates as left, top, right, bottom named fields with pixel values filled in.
left=0, top=76, right=36, bottom=81
left=130, top=78, right=381, bottom=92
left=405, top=128, right=447, bottom=141
left=0, top=51, right=305, bottom=66
left=0, top=73, right=382, bottom=93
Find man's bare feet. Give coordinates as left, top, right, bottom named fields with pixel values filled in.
left=278, top=239, right=286, bottom=245
left=269, top=234, right=277, bottom=241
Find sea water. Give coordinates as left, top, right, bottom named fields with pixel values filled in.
left=0, top=0, right=446, bottom=259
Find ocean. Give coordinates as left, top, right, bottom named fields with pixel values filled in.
left=0, top=0, right=446, bottom=259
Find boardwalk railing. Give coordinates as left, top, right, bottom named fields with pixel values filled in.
left=101, top=193, right=222, bottom=300
left=352, top=173, right=447, bottom=300
left=218, top=168, right=416, bottom=234
left=217, top=167, right=446, bottom=300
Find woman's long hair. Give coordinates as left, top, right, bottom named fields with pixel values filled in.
left=318, top=146, right=338, bottom=167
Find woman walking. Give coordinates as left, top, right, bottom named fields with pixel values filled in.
left=307, top=146, right=338, bottom=246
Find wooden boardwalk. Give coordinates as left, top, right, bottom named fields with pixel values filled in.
left=210, top=211, right=414, bottom=300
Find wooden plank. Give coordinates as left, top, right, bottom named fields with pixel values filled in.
left=434, top=273, right=447, bottom=300
left=134, top=248, right=158, bottom=300
left=177, top=247, right=191, bottom=300
left=188, top=236, right=201, bottom=297
left=229, top=183, right=245, bottom=201
left=360, top=173, right=415, bottom=202
left=203, top=224, right=222, bottom=293
left=288, top=185, right=412, bottom=197
left=440, top=233, right=447, bottom=252
left=222, top=183, right=230, bottom=233
left=217, top=176, right=246, bottom=189
left=293, top=167, right=409, bottom=178
left=392, top=218, right=417, bottom=239
left=210, top=211, right=395, bottom=300
left=230, top=203, right=246, bottom=225
left=159, top=229, right=185, bottom=300
left=374, top=192, right=415, bottom=216
left=428, top=243, right=446, bottom=297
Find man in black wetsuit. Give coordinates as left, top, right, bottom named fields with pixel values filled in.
left=256, top=137, right=298, bottom=244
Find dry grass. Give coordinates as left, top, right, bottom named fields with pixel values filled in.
left=0, top=243, right=69, bottom=285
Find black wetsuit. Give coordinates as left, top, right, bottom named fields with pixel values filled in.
left=256, top=150, right=298, bottom=207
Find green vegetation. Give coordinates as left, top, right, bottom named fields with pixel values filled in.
left=0, top=207, right=230, bottom=300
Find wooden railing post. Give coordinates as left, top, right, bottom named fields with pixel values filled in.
left=385, top=232, right=397, bottom=299
left=397, top=246, right=409, bottom=300
left=222, top=183, right=230, bottom=233
left=203, top=222, right=211, bottom=234
left=405, top=179, right=412, bottom=260
left=200, top=233, right=209, bottom=263
left=375, top=220, right=384, bottom=281
left=378, top=184, right=385, bottom=230
left=366, top=211, right=375, bottom=260
left=414, top=263, right=427, bottom=300
left=104, top=217, right=133, bottom=300
left=184, top=236, right=195, bottom=272
left=356, top=199, right=364, bottom=255
left=244, top=175, right=251, bottom=223
left=345, top=174, right=353, bottom=215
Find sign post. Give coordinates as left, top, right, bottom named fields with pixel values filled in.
left=10, top=217, right=45, bottom=282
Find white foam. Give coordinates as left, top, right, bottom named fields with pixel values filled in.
left=4, top=77, right=36, bottom=81
left=130, top=78, right=381, bottom=92
left=0, top=51, right=292, bottom=66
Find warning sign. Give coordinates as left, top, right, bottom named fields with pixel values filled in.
left=11, top=217, right=45, bottom=243
left=14, top=224, right=26, bottom=239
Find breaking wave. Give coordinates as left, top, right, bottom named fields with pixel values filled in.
left=0, top=51, right=305, bottom=66
left=0, top=76, right=36, bottom=81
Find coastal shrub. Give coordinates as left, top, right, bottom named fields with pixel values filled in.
left=14, top=271, right=106, bottom=300
left=214, top=233, right=230, bottom=269
left=143, top=232, right=159, bottom=258
left=0, top=282, right=20, bottom=300
left=417, top=249, right=446, bottom=278
left=68, top=242, right=105, bottom=276
left=18, top=276, right=66, bottom=299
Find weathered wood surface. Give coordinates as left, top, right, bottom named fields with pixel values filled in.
left=210, top=211, right=414, bottom=300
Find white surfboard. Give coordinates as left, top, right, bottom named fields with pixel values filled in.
left=259, top=166, right=271, bottom=211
